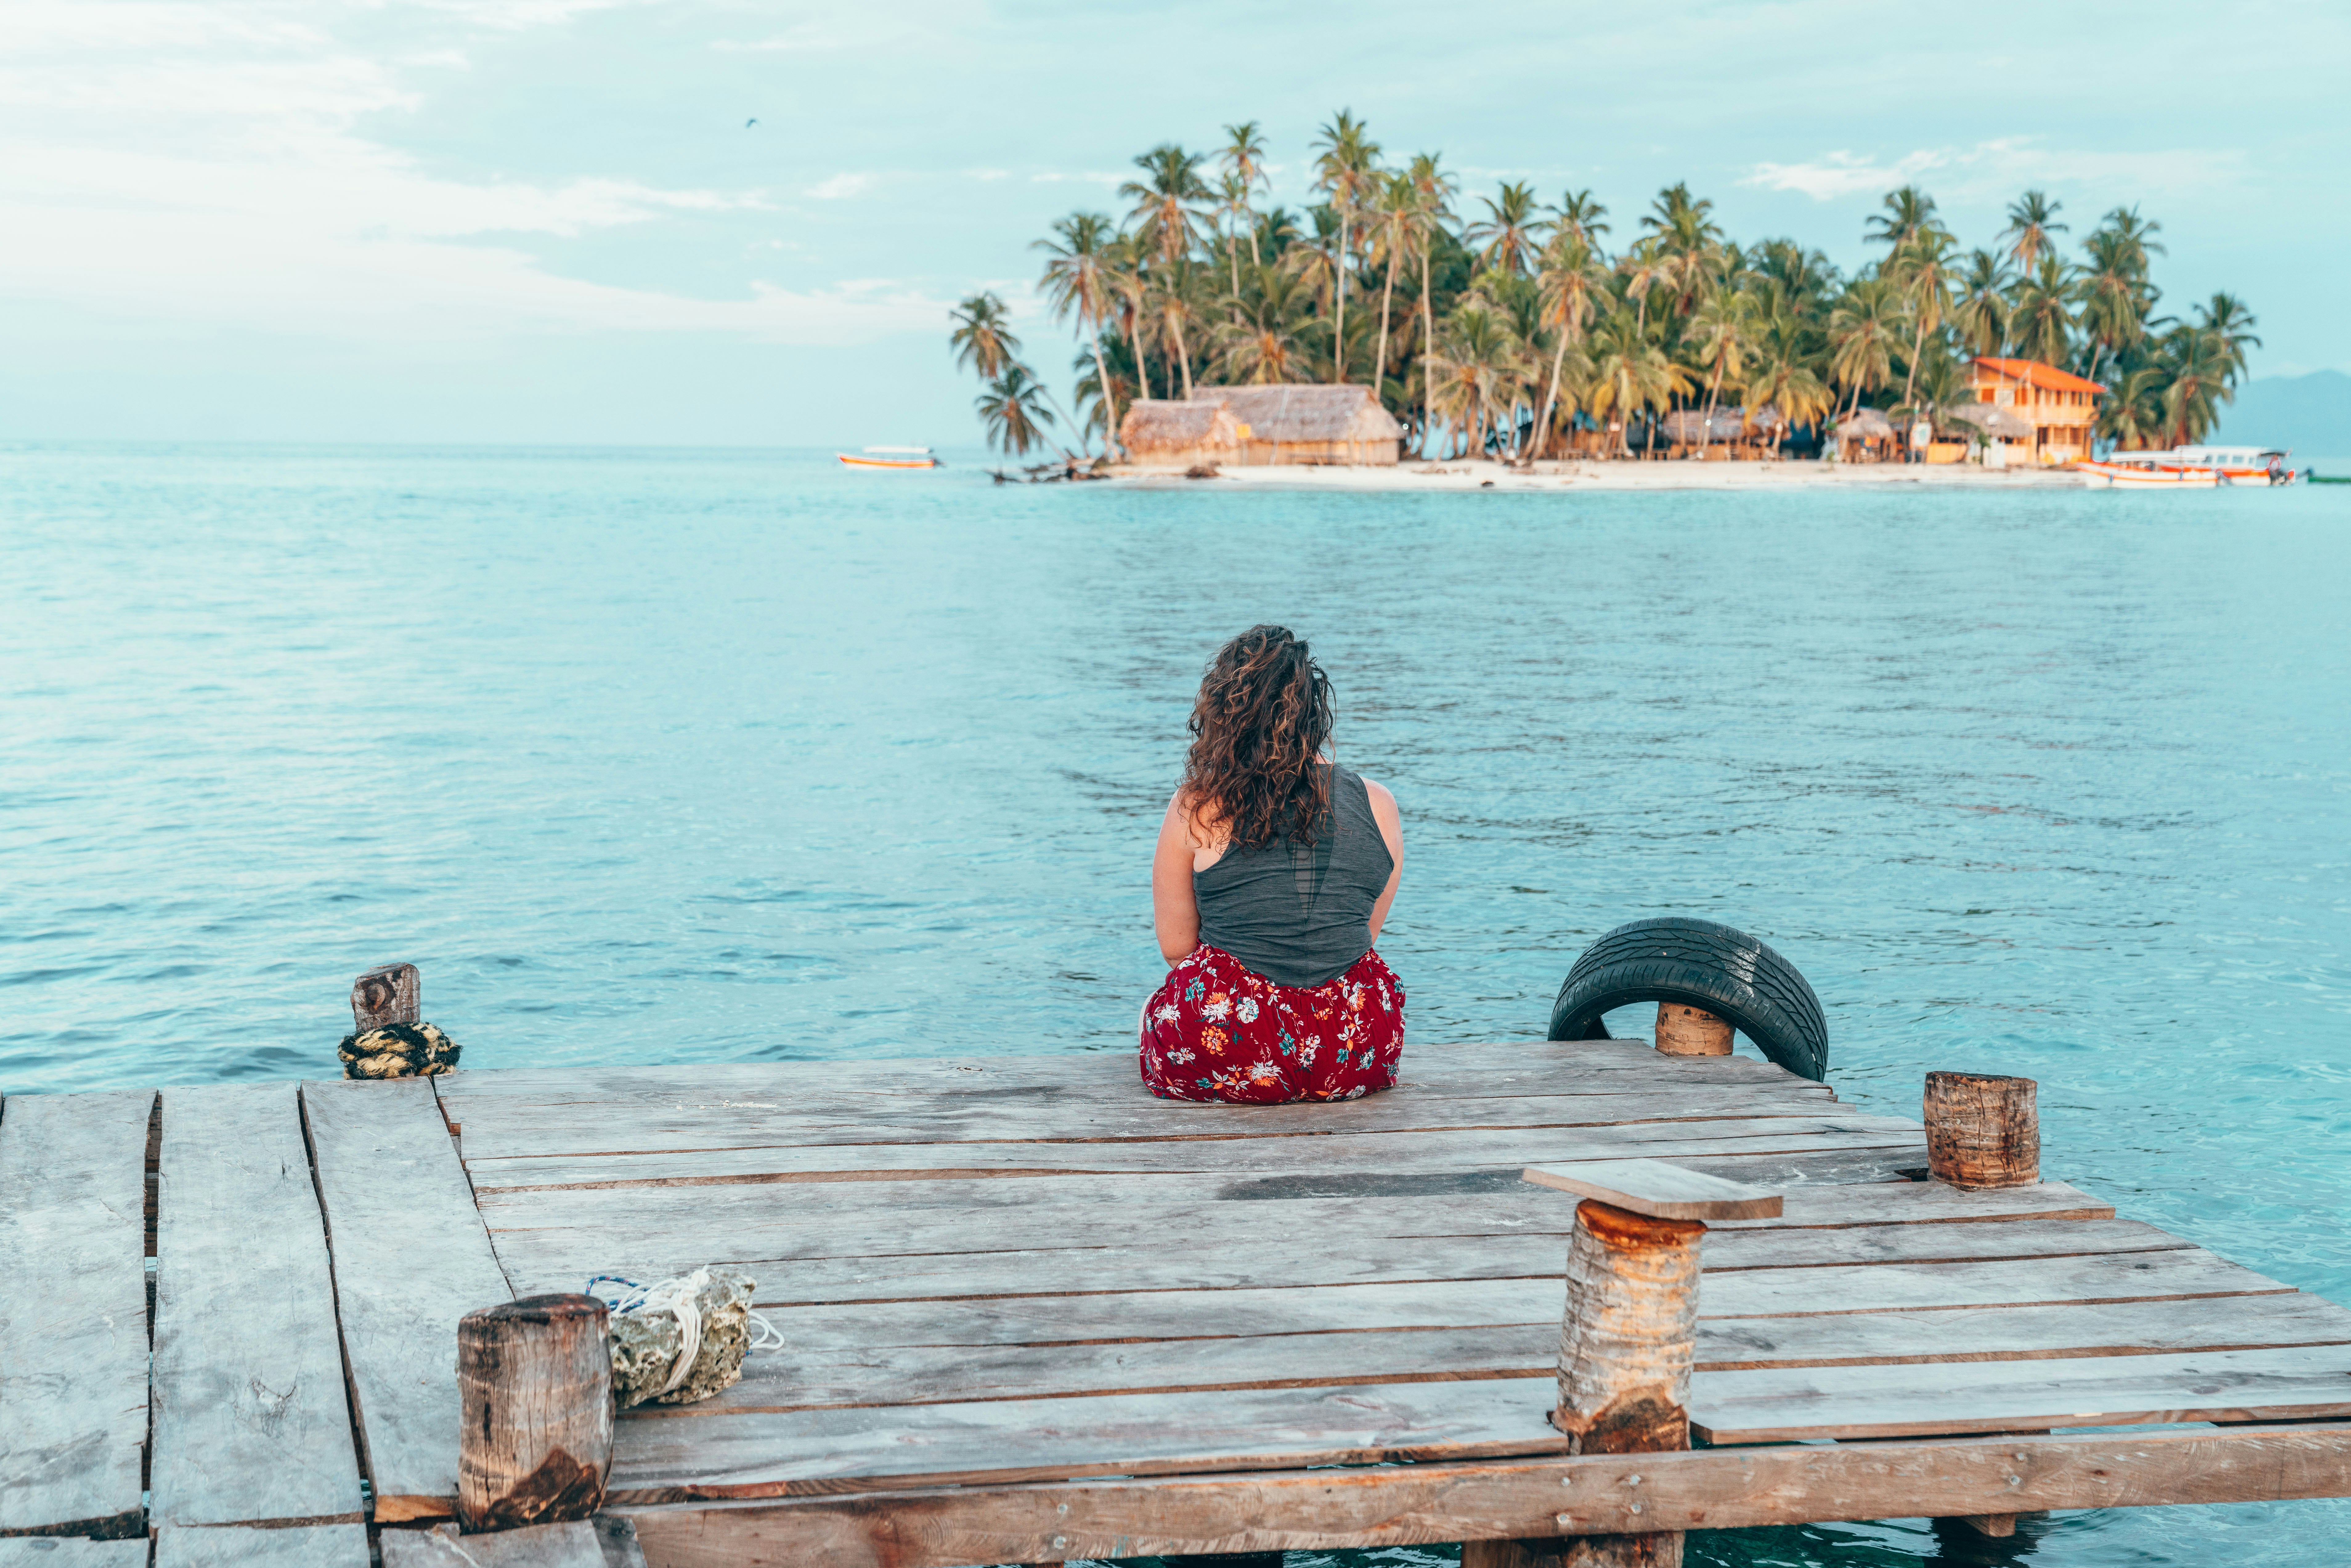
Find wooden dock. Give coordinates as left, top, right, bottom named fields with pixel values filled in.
left=8, top=1039, right=2351, bottom=1564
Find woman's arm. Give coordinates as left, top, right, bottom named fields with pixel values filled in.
left=1151, top=791, right=1202, bottom=965
left=1363, top=777, right=1404, bottom=943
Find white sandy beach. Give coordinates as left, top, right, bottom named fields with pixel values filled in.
left=1109, top=457, right=2088, bottom=492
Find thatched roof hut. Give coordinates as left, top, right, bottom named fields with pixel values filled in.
left=1119, top=400, right=1247, bottom=467
left=1186, top=385, right=1401, bottom=465
left=1836, top=407, right=1898, bottom=442
left=1660, top=406, right=1784, bottom=446
left=1939, top=401, right=2034, bottom=443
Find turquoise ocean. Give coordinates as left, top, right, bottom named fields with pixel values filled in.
left=4, top=442, right=2349, bottom=1566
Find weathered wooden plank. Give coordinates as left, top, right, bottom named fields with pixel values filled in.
left=447, top=1083, right=1840, bottom=1164
left=303, top=1079, right=514, bottom=1523
left=154, top=1523, right=370, bottom=1567
left=1692, top=1343, right=2351, bottom=1442
left=0, top=1090, right=153, bottom=1538
left=694, top=1290, right=2351, bottom=1413
left=1698, top=1245, right=2287, bottom=1320
left=607, top=1376, right=1572, bottom=1500
left=380, top=1519, right=616, bottom=1566
left=611, top=1424, right=2351, bottom=1566
left=149, top=1083, right=364, bottom=1529
left=0, top=1542, right=147, bottom=1566
left=466, top=1116, right=1923, bottom=1194
left=1521, top=1158, right=1782, bottom=1219
left=614, top=1215, right=2183, bottom=1311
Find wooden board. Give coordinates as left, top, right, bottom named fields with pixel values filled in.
left=154, top=1524, right=369, bottom=1567
left=0, top=1090, right=153, bottom=1538
left=607, top=1376, right=1572, bottom=1501
left=1521, top=1157, right=1782, bottom=1219
left=303, top=1079, right=515, bottom=1522
left=149, top=1083, right=364, bottom=1529
left=465, top=1114, right=1922, bottom=1195
left=0, top=1543, right=147, bottom=1567
left=379, top=1520, right=616, bottom=1566
left=612, top=1424, right=2351, bottom=1566
left=1692, top=1343, right=2351, bottom=1442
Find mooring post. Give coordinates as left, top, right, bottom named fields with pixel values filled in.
left=457, top=1294, right=613, bottom=1533
left=1652, top=1003, right=1732, bottom=1057
left=352, top=962, right=421, bottom=1030
left=1472, top=1160, right=1783, bottom=1568
left=1923, top=1072, right=2040, bottom=1537
left=1923, top=1071, right=2039, bottom=1190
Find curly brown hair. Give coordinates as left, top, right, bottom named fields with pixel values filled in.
left=1181, top=625, right=1334, bottom=850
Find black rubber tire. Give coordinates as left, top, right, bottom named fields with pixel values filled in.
left=1548, top=916, right=1828, bottom=1081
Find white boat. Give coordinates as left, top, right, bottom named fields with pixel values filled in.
left=2079, top=446, right=2294, bottom=488
left=839, top=446, right=939, bottom=470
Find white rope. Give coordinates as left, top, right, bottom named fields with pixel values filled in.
left=587, top=1268, right=784, bottom=1389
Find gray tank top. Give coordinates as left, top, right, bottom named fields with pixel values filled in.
left=1194, top=765, right=1394, bottom=988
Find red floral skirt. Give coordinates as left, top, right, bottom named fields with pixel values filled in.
left=1139, top=944, right=1405, bottom=1103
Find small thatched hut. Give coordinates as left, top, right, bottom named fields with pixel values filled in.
left=1939, top=401, right=2033, bottom=448
left=1118, top=400, right=1247, bottom=468
left=1660, top=405, right=1785, bottom=456
left=1187, top=385, right=1402, bottom=465
left=1834, top=406, right=1899, bottom=461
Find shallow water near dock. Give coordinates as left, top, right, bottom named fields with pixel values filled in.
left=5, top=442, right=2349, bottom=1566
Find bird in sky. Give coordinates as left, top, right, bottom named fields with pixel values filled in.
left=745, top=118, right=758, bottom=128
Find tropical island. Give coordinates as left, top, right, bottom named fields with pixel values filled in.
left=947, top=114, right=2259, bottom=473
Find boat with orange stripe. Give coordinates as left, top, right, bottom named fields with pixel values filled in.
left=838, top=446, right=940, bottom=470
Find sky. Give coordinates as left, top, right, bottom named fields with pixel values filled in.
left=7, top=0, right=2347, bottom=448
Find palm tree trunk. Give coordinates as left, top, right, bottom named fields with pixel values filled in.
left=1171, top=317, right=1194, bottom=400
left=1535, top=335, right=1569, bottom=467
left=1701, top=360, right=1723, bottom=456
left=1092, top=330, right=1119, bottom=459
left=1128, top=311, right=1154, bottom=402
left=1332, top=224, right=1347, bottom=385
left=1375, top=247, right=1400, bottom=398
left=1420, top=250, right=1436, bottom=458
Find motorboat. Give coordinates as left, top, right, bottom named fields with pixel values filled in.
left=2078, top=446, right=2294, bottom=487
left=838, top=446, right=939, bottom=470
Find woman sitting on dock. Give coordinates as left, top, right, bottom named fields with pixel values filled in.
left=1142, top=625, right=1405, bottom=1103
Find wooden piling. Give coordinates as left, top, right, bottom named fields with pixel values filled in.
left=1923, top=1072, right=2039, bottom=1189
left=456, top=1294, right=612, bottom=1533
left=1652, top=1004, right=1731, bottom=1058
left=353, top=963, right=421, bottom=1030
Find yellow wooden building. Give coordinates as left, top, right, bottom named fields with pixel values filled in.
left=1968, top=357, right=2102, bottom=465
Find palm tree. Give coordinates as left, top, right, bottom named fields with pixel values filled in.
left=1550, top=189, right=1609, bottom=247
left=1362, top=172, right=1420, bottom=400
left=1218, top=121, right=1269, bottom=262
left=2002, top=191, right=2067, bottom=274
left=1865, top=185, right=1938, bottom=254
left=1465, top=181, right=1546, bottom=278
left=1406, top=152, right=1459, bottom=453
left=2098, top=362, right=2169, bottom=450
left=1888, top=225, right=1957, bottom=416
left=1618, top=240, right=1675, bottom=332
left=950, top=292, right=1020, bottom=381
left=1741, top=339, right=1833, bottom=441
left=2077, top=225, right=2154, bottom=387
left=1529, top=231, right=1609, bottom=461
left=1427, top=307, right=1520, bottom=458
left=975, top=363, right=1055, bottom=457
left=1149, top=260, right=1206, bottom=399
left=1120, top=144, right=1210, bottom=266
left=1213, top=264, right=1313, bottom=385
left=1686, top=286, right=1758, bottom=455
left=1825, top=278, right=1903, bottom=428
left=1102, top=235, right=1155, bottom=400
left=2155, top=323, right=2234, bottom=446
left=2197, top=292, right=2260, bottom=384
left=1212, top=170, right=1255, bottom=296
left=1311, top=110, right=1381, bottom=384
left=1585, top=307, right=1690, bottom=457
left=1951, top=249, right=2013, bottom=359
left=1035, top=213, right=1121, bottom=455
left=2008, top=253, right=2079, bottom=367
left=1641, top=182, right=1725, bottom=317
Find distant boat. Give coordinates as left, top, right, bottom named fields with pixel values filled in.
left=839, top=446, right=939, bottom=470
left=2079, top=445, right=2294, bottom=488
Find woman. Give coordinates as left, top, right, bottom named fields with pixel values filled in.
left=1141, top=626, right=1405, bottom=1104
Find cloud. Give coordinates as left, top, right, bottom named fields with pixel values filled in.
left=0, top=0, right=950, bottom=347
left=804, top=173, right=873, bottom=200
left=1746, top=139, right=2247, bottom=204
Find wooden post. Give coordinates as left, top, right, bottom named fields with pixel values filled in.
left=1652, top=1004, right=1731, bottom=1057
left=1471, top=1163, right=1782, bottom=1568
left=1923, top=1071, right=2039, bottom=1189
left=353, top=963, right=421, bottom=1031
left=457, top=1294, right=612, bottom=1533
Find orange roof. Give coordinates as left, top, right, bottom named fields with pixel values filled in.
left=1971, top=357, right=2105, bottom=395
